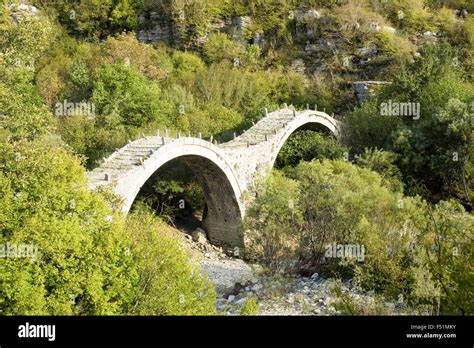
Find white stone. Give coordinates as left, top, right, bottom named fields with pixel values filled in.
left=192, top=228, right=207, bottom=244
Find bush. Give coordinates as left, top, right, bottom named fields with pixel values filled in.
left=193, top=62, right=272, bottom=122
left=100, top=33, right=168, bottom=81
left=124, top=210, right=216, bottom=315
left=0, top=141, right=137, bottom=315
left=354, top=148, right=403, bottom=192
left=244, top=171, right=302, bottom=272
left=413, top=200, right=474, bottom=315
left=182, top=103, right=243, bottom=138
left=245, top=160, right=419, bottom=299
left=240, top=296, right=259, bottom=316
left=245, top=159, right=473, bottom=313
left=0, top=140, right=216, bottom=315
left=203, top=32, right=244, bottom=64
left=92, top=63, right=172, bottom=128
left=345, top=43, right=474, bottom=202
left=0, top=4, right=55, bottom=67
left=0, top=69, right=54, bottom=142
left=171, top=51, right=206, bottom=83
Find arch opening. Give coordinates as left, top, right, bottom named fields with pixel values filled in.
left=130, top=154, right=242, bottom=247
left=274, top=122, right=343, bottom=169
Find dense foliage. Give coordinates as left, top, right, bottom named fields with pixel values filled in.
left=244, top=160, right=473, bottom=314
left=1, top=0, right=473, bottom=316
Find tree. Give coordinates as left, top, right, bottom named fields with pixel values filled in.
left=92, top=63, right=172, bottom=128
left=0, top=140, right=216, bottom=315
left=203, top=32, right=244, bottom=64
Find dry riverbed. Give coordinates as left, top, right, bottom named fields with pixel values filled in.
left=179, top=228, right=403, bottom=316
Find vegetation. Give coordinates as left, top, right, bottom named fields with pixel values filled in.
left=244, top=159, right=473, bottom=314
left=240, top=296, right=259, bottom=316
left=1, top=0, right=473, bottom=316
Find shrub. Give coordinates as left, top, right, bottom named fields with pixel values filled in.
left=171, top=51, right=206, bottom=83
left=244, top=171, right=302, bottom=272
left=0, top=140, right=217, bottom=315
left=0, top=70, right=54, bottom=142
left=100, top=33, right=168, bottom=81
left=413, top=201, right=474, bottom=315
left=124, top=210, right=216, bottom=315
left=354, top=148, right=403, bottom=193
left=0, top=4, right=55, bottom=67
left=246, top=160, right=419, bottom=299
left=0, top=141, right=137, bottom=315
left=92, top=63, right=172, bottom=128
left=182, top=103, right=243, bottom=138
left=203, top=32, right=244, bottom=64
left=193, top=62, right=272, bottom=122
left=240, top=296, right=259, bottom=316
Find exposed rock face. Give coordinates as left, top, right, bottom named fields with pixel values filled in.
left=11, top=3, right=38, bottom=15
left=137, top=11, right=173, bottom=44
left=231, top=16, right=252, bottom=41
left=9, top=2, right=39, bottom=23
left=352, top=81, right=392, bottom=103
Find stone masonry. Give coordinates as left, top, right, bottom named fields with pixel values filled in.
left=87, top=107, right=341, bottom=247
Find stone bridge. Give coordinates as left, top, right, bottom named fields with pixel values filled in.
left=87, top=107, right=341, bottom=246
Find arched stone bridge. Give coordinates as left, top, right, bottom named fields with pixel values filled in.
left=87, top=107, right=341, bottom=246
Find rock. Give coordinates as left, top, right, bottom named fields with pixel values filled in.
left=245, top=286, right=251, bottom=292
left=235, top=297, right=247, bottom=306
left=292, top=59, right=306, bottom=74
left=456, top=9, right=468, bottom=19
left=357, top=45, right=378, bottom=57
left=192, top=228, right=207, bottom=244
left=227, top=295, right=235, bottom=302
left=310, top=272, right=319, bottom=280
left=251, top=283, right=263, bottom=291
left=381, top=25, right=396, bottom=34
left=367, top=21, right=381, bottom=32
left=305, top=41, right=319, bottom=52
left=204, top=252, right=211, bottom=258
left=305, top=9, right=321, bottom=20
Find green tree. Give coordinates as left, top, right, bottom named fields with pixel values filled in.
left=92, top=63, right=172, bottom=128
left=203, top=32, right=244, bottom=64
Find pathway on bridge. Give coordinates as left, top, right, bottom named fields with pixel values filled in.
left=87, top=107, right=340, bottom=188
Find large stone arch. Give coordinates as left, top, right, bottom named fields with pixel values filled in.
left=108, top=138, right=244, bottom=246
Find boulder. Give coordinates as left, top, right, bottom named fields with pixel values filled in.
left=192, top=228, right=207, bottom=244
